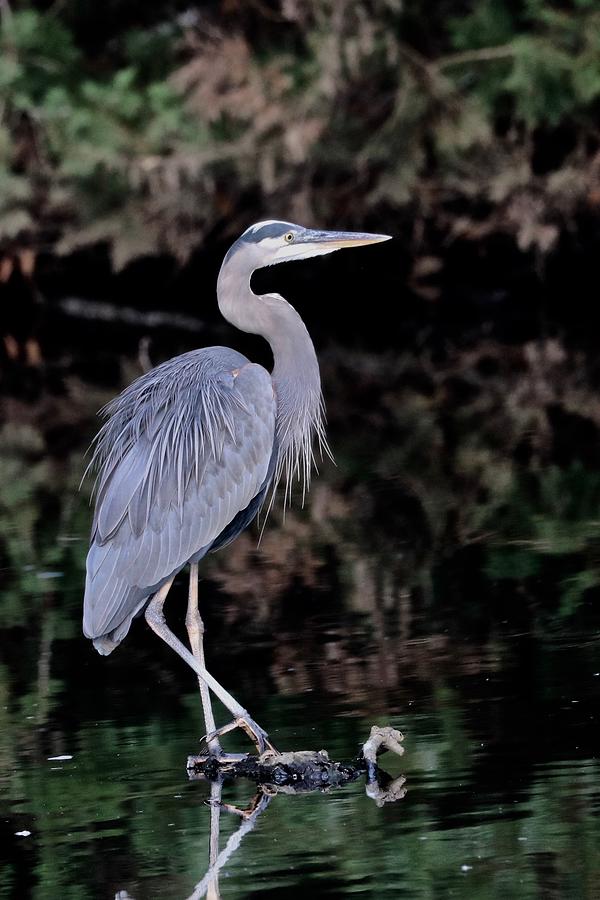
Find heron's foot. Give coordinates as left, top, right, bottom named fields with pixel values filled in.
left=202, top=714, right=278, bottom=755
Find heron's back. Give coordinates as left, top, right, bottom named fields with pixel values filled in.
left=83, top=346, right=276, bottom=653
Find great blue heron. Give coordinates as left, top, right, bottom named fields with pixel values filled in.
left=83, top=220, right=391, bottom=756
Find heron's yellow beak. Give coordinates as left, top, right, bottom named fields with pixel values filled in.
left=276, top=227, right=392, bottom=263
left=303, top=229, right=392, bottom=250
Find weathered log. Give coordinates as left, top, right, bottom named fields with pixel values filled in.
left=187, top=725, right=406, bottom=800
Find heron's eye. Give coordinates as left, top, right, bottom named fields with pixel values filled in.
left=284, top=232, right=294, bottom=243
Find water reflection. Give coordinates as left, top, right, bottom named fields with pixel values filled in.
left=188, top=785, right=272, bottom=900
left=188, top=775, right=405, bottom=900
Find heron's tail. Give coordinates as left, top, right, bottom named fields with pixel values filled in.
left=93, top=635, right=120, bottom=656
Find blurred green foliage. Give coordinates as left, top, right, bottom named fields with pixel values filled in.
left=0, top=6, right=204, bottom=260
left=1, top=1, right=599, bottom=261
left=0, top=422, right=87, bottom=631
left=447, top=0, right=600, bottom=124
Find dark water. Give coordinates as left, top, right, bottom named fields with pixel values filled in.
left=2, top=601, right=599, bottom=899
left=2, top=343, right=600, bottom=898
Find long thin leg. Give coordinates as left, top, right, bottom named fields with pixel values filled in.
left=145, top=578, right=276, bottom=753
left=186, top=563, right=221, bottom=756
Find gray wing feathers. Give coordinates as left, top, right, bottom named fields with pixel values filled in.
left=95, top=442, right=147, bottom=540
left=84, top=348, right=275, bottom=644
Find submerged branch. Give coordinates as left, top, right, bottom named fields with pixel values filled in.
left=188, top=725, right=406, bottom=797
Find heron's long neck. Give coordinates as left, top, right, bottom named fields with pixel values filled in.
left=217, top=264, right=328, bottom=496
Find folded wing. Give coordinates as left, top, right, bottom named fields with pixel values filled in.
left=83, top=348, right=276, bottom=651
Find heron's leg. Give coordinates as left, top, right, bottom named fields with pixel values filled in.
left=186, top=563, right=222, bottom=756
left=145, top=579, right=276, bottom=754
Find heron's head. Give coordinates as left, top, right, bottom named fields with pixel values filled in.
left=236, top=220, right=392, bottom=269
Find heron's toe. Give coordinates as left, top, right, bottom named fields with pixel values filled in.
left=200, top=715, right=278, bottom=755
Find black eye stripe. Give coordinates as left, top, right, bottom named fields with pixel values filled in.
left=247, top=223, right=292, bottom=242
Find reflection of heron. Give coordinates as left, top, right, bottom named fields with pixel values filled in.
left=188, top=742, right=407, bottom=900
left=83, top=220, right=391, bottom=754
left=188, top=782, right=273, bottom=900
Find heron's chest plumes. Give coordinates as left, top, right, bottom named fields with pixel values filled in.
left=243, top=291, right=329, bottom=503
left=272, top=372, right=329, bottom=503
